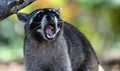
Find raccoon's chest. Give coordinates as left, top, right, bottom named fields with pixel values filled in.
left=24, top=37, right=71, bottom=71
left=24, top=42, right=57, bottom=63
left=25, top=43, right=65, bottom=63
left=24, top=45, right=57, bottom=71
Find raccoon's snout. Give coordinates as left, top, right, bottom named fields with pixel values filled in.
left=46, top=14, right=55, bottom=24
left=44, top=15, right=58, bottom=40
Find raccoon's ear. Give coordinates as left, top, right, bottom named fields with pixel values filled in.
left=17, top=13, right=28, bottom=25
left=56, top=8, right=62, bottom=14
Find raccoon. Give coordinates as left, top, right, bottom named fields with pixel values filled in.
left=17, top=8, right=102, bottom=71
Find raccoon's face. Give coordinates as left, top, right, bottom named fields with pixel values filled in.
left=17, top=8, right=63, bottom=41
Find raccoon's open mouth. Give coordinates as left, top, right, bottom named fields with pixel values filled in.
left=44, top=23, right=57, bottom=39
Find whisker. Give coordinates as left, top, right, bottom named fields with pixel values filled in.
left=32, top=25, right=41, bottom=33
left=58, top=20, right=63, bottom=23
left=28, top=25, right=41, bottom=38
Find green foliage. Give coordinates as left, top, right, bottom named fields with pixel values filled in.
left=0, top=19, right=23, bottom=62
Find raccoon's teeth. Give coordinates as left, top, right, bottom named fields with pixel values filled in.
left=48, top=25, right=54, bottom=30
left=50, top=25, right=54, bottom=30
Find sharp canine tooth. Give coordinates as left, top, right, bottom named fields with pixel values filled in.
left=50, top=25, right=54, bottom=30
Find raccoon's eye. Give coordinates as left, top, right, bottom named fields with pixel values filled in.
left=57, top=21, right=62, bottom=27
left=57, top=23, right=61, bottom=28
left=33, top=14, right=42, bottom=22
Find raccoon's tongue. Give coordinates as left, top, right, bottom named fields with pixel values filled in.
left=45, top=25, right=55, bottom=38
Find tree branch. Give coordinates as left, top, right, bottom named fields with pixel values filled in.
left=0, top=0, right=35, bottom=21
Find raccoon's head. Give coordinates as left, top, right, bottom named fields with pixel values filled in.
left=17, top=8, right=63, bottom=41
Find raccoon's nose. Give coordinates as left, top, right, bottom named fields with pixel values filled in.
left=46, top=14, right=55, bottom=22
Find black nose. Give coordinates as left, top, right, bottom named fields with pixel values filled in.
left=46, top=14, right=55, bottom=21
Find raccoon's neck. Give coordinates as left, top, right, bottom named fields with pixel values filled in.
left=24, top=34, right=72, bottom=71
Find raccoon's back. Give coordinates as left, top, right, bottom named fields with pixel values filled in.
left=63, top=22, right=95, bottom=50
left=63, top=22, right=99, bottom=70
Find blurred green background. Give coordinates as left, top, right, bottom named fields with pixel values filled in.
left=0, top=0, right=120, bottom=70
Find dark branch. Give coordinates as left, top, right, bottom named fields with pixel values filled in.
left=0, top=0, right=35, bottom=21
